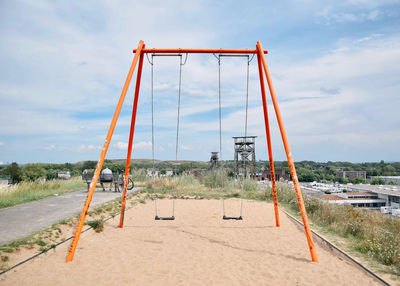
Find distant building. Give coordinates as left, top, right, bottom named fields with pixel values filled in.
left=349, top=184, right=400, bottom=210
left=368, top=176, right=400, bottom=185
left=0, top=175, right=11, bottom=189
left=336, top=171, right=366, bottom=180
left=147, top=168, right=159, bottom=177
left=324, top=192, right=386, bottom=209
left=185, top=168, right=203, bottom=177
left=57, top=171, right=71, bottom=180
left=265, top=169, right=290, bottom=181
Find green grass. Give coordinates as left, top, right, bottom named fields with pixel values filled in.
left=0, top=177, right=87, bottom=209
left=86, top=219, right=105, bottom=233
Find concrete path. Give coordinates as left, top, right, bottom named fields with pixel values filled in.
left=0, top=188, right=141, bottom=246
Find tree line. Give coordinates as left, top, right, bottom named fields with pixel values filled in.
left=0, top=159, right=398, bottom=184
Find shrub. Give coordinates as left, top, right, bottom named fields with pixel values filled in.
left=200, top=171, right=227, bottom=189
left=86, top=219, right=104, bottom=233
left=371, top=178, right=385, bottom=185
left=21, top=164, right=47, bottom=181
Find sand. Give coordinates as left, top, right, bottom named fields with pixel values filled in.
left=0, top=199, right=381, bottom=285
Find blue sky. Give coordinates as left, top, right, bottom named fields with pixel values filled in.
left=0, top=0, right=399, bottom=164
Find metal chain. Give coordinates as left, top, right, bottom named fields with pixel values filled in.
left=218, top=55, right=226, bottom=217
left=173, top=55, right=184, bottom=217
left=216, top=54, right=250, bottom=218
left=240, top=56, right=250, bottom=217
left=150, top=54, right=158, bottom=217
left=151, top=54, right=186, bottom=218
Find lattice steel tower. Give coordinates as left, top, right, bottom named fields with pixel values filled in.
left=208, top=152, right=219, bottom=170
left=233, top=136, right=256, bottom=178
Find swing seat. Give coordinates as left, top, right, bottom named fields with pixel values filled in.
left=223, top=215, right=243, bottom=220
left=155, top=216, right=175, bottom=220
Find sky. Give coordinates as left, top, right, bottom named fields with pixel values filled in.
left=0, top=0, right=399, bottom=164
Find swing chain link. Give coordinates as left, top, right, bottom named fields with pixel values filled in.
left=150, top=53, right=186, bottom=219
left=217, top=54, right=250, bottom=219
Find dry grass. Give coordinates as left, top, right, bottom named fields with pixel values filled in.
left=0, top=177, right=87, bottom=209
left=268, top=184, right=400, bottom=276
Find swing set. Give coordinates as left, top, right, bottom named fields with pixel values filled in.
left=65, top=40, right=318, bottom=263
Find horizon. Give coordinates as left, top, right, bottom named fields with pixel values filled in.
left=1, top=1, right=400, bottom=164
left=2, top=158, right=399, bottom=166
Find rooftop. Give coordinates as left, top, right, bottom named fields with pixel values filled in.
left=324, top=195, right=344, bottom=200
left=350, top=184, right=400, bottom=197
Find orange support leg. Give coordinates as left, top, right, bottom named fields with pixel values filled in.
left=256, top=53, right=280, bottom=227
left=256, top=41, right=318, bottom=262
left=65, top=40, right=145, bottom=263
left=119, top=45, right=145, bottom=228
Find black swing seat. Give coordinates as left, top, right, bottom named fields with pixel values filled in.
left=155, top=216, right=175, bottom=221
left=223, top=215, right=243, bottom=220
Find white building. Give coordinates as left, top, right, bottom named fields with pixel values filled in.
left=147, top=168, right=159, bottom=177
left=0, top=177, right=11, bottom=189
left=57, top=171, right=71, bottom=180
left=324, top=192, right=386, bottom=209
left=349, top=184, right=400, bottom=209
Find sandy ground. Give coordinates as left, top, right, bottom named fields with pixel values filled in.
left=0, top=199, right=381, bottom=286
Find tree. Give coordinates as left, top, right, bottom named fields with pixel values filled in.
left=371, top=177, right=385, bottom=185
left=352, top=177, right=366, bottom=184
left=45, top=170, right=58, bottom=180
left=383, top=165, right=396, bottom=176
left=298, top=169, right=316, bottom=182
left=22, top=164, right=47, bottom=181
left=81, top=161, right=97, bottom=172
left=0, top=162, right=22, bottom=183
left=102, top=162, right=125, bottom=173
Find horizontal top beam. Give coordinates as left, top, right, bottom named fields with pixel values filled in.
left=132, top=48, right=268, bottom=54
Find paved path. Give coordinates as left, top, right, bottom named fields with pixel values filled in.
left=0, top=188, right=141, bottom=246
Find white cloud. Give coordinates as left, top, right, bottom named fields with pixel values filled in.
left=1, top=1, right=399, bottom=163
left=179, top=34, right=400, bottom=161
left=115, top=141, right=128, bottom=150
left=134, top=141, right=153, bottom=151
left=0, top=142, right=4, bottom=147
left=66, top=144, right=102, bottom=153
left=180, top=145, right=193, bottom=151
left=316, top=1, right=397, bottom=25
left=115, top=141, right=152, bottom=151
left=44, top=145, right=56, bottom=150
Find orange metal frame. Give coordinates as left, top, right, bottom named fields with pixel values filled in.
left=65, top=40, right=318, bottom=263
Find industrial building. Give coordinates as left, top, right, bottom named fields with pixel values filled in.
left=322, top=184, right=400, bottom=217
left=349, top=184, right=400, bottom=209
left=323, top=192, right=386, bottom=209
left=335, top=171, right=366, bottom=180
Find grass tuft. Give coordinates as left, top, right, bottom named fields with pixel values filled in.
left=86, top=219, right=104, bottom=233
